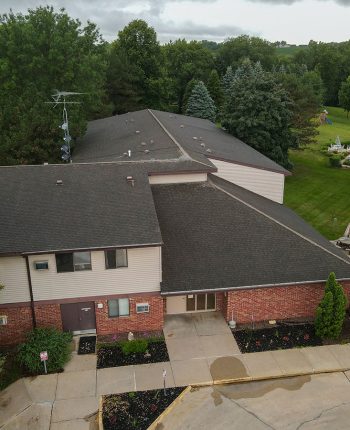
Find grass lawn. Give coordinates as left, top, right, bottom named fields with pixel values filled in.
left=284, top=106, right=350, bottom=240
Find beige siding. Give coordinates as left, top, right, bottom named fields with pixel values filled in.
left=149, top=172, right=207, bottom=185
left=0, top=257, right=30, bottom=304
left=28, top=247, right=162, bottom=301
left=209, top=158, right=285, bottom=203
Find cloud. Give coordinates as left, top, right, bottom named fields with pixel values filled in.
left=0, top=0, right=246, bottom=42
left=246, top=0, right=350, bottom=5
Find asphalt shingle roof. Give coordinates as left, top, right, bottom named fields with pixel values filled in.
left=0, top=163, right=162, bottom=255
left=73, top=109, right=288, bottom=175
left=151, top=180, right=350, bottom=294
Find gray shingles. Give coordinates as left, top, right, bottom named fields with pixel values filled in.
left=0, top=164, right=162, bottom=255
left=150, top=110, right=290, bottom=175
left=151, top=182, right=350, bottom=294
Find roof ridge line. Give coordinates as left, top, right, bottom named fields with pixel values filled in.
left=210, top=177, right=350, bottom=266
left=147, top=109, right=212, bottom=169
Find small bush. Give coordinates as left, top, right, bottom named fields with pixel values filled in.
left=343, top=158, right=350, bottom=166
left=121, top=339, right=148, bottom=356
left=18, top=328, right=72, bottom=374
left=329, top=155, right=342, bottom=168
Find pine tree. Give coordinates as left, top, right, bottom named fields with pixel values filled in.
left=221, top=60, right=296, bottom=168
left=182, top=79, right=199, bottom=114
left=207, top=70, right=223, bottom=111
left=315, top=272, right=347, bottom=339
left=222, top=66, right=235, bottom=97
left=186, top=81, right=217, bottom=122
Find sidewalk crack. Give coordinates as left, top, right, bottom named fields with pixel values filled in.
left=296, top=401, right=350, bottom=429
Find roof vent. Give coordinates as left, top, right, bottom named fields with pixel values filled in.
left=128, top=150, right=131, bottom=158
left=56, top=179, right=63, bottom=186
left=206, top=148, right=212, bottom=153
left=126, top=176, right=135, bottom=187
left=193, top=137, right=198, bottom=140
left=135, top=130, right=140, bottom=134
left=150, top=139, right=154, bottom=144
left=200, top=143, right=205, bottom=148
left=123, top=152, right=128, bottom=157
left=43, top=162, right=48, bottom=165
left=145, top=149, right=149, bottom=154
left=180, top=125, right=184, bottom=128
left=141, top=142, right=147, bottom=146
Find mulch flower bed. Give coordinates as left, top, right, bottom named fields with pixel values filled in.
left=97, top=338, right=169, bottom=369
left=78, top=336, right=96, bottom=355
left=233, top=323, right=322, bottom=353
left=103, top=387, right=185, bottom=430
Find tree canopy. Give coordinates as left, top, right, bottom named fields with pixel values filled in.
left=222, top=61, right=296, bottom=168
left=186, top=81, right=216, bottom=122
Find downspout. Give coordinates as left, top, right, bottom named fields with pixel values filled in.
left=24, top=255, right=37, bottom=328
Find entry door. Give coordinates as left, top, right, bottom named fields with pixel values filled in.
left=186, top=294, right=216, bottom=312
left=61, top=302, right=96, bottom=332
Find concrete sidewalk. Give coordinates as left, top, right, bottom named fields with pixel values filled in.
left=2, top=338, right=350, bottom=428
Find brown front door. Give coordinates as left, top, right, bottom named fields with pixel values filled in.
left=61, top=302, right=96, bottom=332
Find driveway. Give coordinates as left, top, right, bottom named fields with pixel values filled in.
left=155, top=372, right=350, bottom=429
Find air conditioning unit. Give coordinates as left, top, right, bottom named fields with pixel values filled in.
left=136, top=303, right=150, bottom=314
left=0, top=316, right=8, bottom=326
left=34, top=261, right=49, bottom=270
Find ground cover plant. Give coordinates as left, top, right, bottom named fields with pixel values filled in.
left=103, top=387, right=185, bottom=430
left=0, top=348, right=23, bottom=390
left=284, top=106, right=350, bottom=239
left=18, top=328, right=72, bottom=374
left=233, top=323, right=322, bottom=353
left=97, top=336, right=169, bottom=368
left=78, top=336, right=96, bottom=355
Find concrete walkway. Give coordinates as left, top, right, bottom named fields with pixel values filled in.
left=2, top=313, right=350, bottom=429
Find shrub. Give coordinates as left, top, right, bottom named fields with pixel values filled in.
left=329, top=155, right=342, bottom=168
left=343, top=158, right=350, bottom=166
left=315, top=272, right=348, bottom=340
left=121, top=339, right=148, bottom=356
left=18, top=328, right=72, bottom=374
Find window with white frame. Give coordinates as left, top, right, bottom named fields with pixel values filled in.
left=56, top=251, right=92, bottom=273
left=108, top=298, right=130, bottom=317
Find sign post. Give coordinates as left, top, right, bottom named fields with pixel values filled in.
left=163, top=369, right=167, bottom=396
left=40, top=351, right=48, bottom=374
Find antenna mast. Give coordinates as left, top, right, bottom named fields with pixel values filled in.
left=47, top=91, right=85, bottom=163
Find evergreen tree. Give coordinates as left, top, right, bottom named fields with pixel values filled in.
left=315, top=272, right=347, bottom=340
left=207, top=70, right=223, bottom=111
left=182, top=79, right=199, bottom=114
left=222, top=66, right=235, bottom=97
left=222, top=60, right=296, bottom=168
left=186, top=81, right=216, bottom=122
left=315, top=291, right=334, bottom=339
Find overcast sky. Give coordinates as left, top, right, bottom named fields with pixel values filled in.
left=1, top=0, right=350, bottom=44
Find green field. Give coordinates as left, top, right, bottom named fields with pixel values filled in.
left=275, top=45, right=308, bottom=56
left=284, top=107, right=350, bottom=239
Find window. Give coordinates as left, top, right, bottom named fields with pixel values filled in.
left=56, top=253, right=74, bottom=273
left=105, top=249, right=128, bottom=269
left=56, top=251, right=91, bottom=273
left=108, top=298, right=129, bottom=317
left=34, top=261, right=49, bottom=270
left=73, top=251, right=92, bottom=271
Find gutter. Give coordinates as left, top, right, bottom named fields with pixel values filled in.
left=24, top=256, right=37, bottom=328
left=160, top=278, right=350, bottom=296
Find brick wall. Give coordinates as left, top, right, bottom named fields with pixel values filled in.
left=34, top=303, right=63, bottom=331
left=224, top=281, right=350, bottom=324
left=95, top=294, right=164, bottom=335
left=0, top=306, right=33, bottom=345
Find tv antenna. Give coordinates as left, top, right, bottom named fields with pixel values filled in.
left=46, top=90, right=85, bottom=162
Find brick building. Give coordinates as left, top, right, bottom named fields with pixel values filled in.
left=1, top=110, right=350, bottom=345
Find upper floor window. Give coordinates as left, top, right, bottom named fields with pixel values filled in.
left=105, top=249, right=128, bottom=269
left=56, top=251, right=92, bottom=273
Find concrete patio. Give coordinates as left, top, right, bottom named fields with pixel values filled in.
left=2, top=312, right=350, bottom=429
